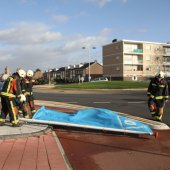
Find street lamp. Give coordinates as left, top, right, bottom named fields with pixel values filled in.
left=48, top=69, right=52, bottom=86
left=82, top=46, right=96, bottom=82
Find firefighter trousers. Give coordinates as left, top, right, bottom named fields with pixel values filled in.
left=0, top=96, right=19, bottom=125
left=148, top=98, right=165, bottom=120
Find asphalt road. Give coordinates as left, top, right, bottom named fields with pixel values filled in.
left=34, top=89, right=170, bottom=126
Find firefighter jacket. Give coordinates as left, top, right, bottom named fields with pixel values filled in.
left=0, top=73, right=22, bottom=99
left=147, top=77, right=169, bottom=100
left=21, top=77, right=33, bottom=96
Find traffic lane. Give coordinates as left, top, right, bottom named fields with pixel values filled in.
left=55, top=129, right=170, bottom=170
left=34, top=91, right=170, bottom=125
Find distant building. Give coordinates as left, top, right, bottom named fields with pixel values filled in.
left=44, top=61, right=103, bottom=83
left=102, top=39, right=170, bottom=81
left=5, top=66, right=11, bottom=75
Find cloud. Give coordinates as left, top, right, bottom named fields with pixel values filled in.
left=52, top=15, right=69, bottom=23
left=0, top=22, right=111, bottom=73
left=85, top=0, right=112, bottom=8
left=0, top=22, right=63, bottom=45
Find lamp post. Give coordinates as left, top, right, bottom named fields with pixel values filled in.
left=48, top=69, right=52, bottom=86
left=82, top=46, right=96, bottom=82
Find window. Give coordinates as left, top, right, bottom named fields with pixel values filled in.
left=146, top=66, right=151, bottom=71
left=116, top=67, right=120, bottom=71
left=116, top=56, right=119, bottom=60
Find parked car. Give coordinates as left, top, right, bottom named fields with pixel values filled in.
left=91, top=77, right=108, bottom=82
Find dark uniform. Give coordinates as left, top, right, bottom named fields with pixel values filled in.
left=0, top=73, right=24, bottom=126
left=23, top=77, right=36, bottom=118
left=147, top=75, right=169, bottom=121
left=17, top=78, right=29, bottom=118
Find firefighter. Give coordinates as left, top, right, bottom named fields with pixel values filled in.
left=0, top=74, right=10, bottom=91
left=24, top=70, right=36, bottom=118
left=147, top=71, right=169, bottom=121
left=0, top=69, right=26, bottom=127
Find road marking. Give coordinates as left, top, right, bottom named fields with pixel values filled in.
left=128, top=101, right=146, bottom=104
left=93, top=102, right=111, bottom=104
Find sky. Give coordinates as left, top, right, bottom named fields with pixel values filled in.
left=0, top=0, right=170, bottom=73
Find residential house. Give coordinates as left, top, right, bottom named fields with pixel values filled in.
left=44, top=61, right=103, bottom=83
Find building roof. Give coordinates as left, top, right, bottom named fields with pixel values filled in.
left=103, top=39, right=170, bottom=47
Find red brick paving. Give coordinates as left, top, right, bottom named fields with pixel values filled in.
left=55, top=129, right=170, bottom=170
left=0, top=133, right=68, bottom=170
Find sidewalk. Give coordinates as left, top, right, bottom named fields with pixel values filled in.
left=0, top=106, right=72, bottom=170
left=0, top=132, right=69, bottom=170
left=0, top=99, right=169, bottom=170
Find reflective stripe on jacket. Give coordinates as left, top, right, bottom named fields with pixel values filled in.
left=0, top=74, right=22, bottom=98
left=147, top=77, right=169, bottom=100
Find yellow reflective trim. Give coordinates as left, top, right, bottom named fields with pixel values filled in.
left=10, top=101, right=17, bottom=123
left=0, top=118, right=5, bottom=122
left=26, top=92, right=33, bottom=95
left=163, top=96, right=169, bottom=99
left=7, top=77, right=13, bottom=93
left=159, top=85, right=165, bottom=87
left=32, top=110, right=36, bottom=113
left=0, top=92, right=16, bottom=98
left=152, top=83, right=157, bottom=86
left=155, top=96, right=163, bottom=99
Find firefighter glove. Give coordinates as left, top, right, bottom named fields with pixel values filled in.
left=20, top=94, right=26, bottom=102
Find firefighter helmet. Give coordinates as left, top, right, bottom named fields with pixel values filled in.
left=17, top=69, right=26, bottom=78
left=27, top=70, right=34, bottom=77
left=2, top=74, right=9, bottom=81
left=156, top=71, right=165, bottom=78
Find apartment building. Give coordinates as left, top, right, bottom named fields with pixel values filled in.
left=103, top=39, right=170, bottom=81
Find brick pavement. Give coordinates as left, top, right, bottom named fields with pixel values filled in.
left=0, top=132, right=69, bottom=170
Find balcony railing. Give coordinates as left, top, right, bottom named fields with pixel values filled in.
left=124, top=49, right=143, bottom=54
left=124, top=70, right=143, bottom=74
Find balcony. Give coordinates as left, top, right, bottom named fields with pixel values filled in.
left=124, top=49, right=143, bottom=54
left=163, top=62, right=170, bottom=65
left=164, top=52, right=170, bottom=56
left=124, top=70, right=143, bottom=75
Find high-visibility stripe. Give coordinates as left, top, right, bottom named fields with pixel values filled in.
left=150, top=95, right=168, bottom=100
left=159, top=85, right=165, bottom=87
left=32, top=110, right=36, bottom=113
left=152, top=83, right=157, bottom=86
left=26, top=92, right=33, bottom=95
left=163, top=96, right=169, bottom=99
left=155, top=96, right=163, bottom=99
left=0, top=118, right=5, bottom=122
left=7, top=77, right=13, bottom=93
left=10, top=101, right=18, bottom=124
left=0, top=92, right=16, bottom=98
